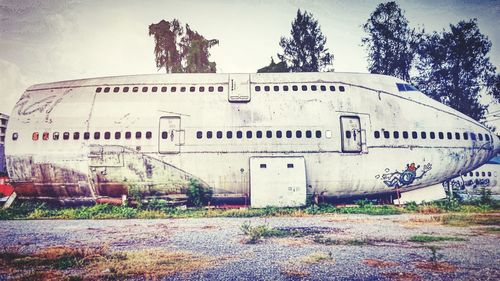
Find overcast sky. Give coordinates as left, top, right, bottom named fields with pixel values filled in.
left=0, top=0, right=499, bottom=116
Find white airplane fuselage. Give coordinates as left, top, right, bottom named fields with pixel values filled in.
left=5, top=72, right=499, bottom=205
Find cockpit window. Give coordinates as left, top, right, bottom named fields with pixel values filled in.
left=396, top=83, right=418, bottom=92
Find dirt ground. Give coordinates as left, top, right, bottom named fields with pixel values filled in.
left=0, top=213, right=499, bottom=280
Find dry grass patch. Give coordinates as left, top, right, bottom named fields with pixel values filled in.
left=281, top=267, right=311, bottom=278
left=281, top=251, right=334, bottom=279
left=414, top=261, right=457, bottom=273
left=363, top=258, right=399, bottom=268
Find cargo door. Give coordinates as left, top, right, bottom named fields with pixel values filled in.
left=228, top=74, right=250, bottom=102
left=159, top=117, right=181, bottom=153
left=340, top=116, right=362, bottom=153
left=250, top=157, right=306, bottom=208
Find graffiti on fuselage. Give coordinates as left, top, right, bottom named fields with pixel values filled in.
left=448, top=178, right=490, bottom=191
left=376, top=163, right=432, bottom=188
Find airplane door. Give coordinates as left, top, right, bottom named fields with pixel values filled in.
left=159, top=117, right=181, bottom=154
left=228, top=74, right=251, bottom=102
left=340, top=116, right=362, bottom=153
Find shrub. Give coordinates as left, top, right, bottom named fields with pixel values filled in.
left=186, top=179, right=213, bottom=207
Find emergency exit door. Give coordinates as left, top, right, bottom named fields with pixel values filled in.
left=340, top=116, right=362, bottom=153
left=159, top=117, right=181, bottom=153
left=228, top=74, right=251, bottom=102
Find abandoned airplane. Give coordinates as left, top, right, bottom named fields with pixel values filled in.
left=4, top=72, right=500, bottom=207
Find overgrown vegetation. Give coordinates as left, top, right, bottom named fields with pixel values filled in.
left=186, top=179, right=213, bottom=207
left=408, top=235, right=468, bottom=243
left=0, top=245, right=216, bottom=280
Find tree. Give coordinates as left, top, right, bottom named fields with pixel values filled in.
left=362, top=2, right=421, bottom=82
left=278, top=10, right=333, bottom=72
left=414, top=19, right=496, bottom=121
left=488, top=73, right=500, bottom=102
left=257, top=57, right=289, bottom=73
left=149, top=19, right=219, bottom=73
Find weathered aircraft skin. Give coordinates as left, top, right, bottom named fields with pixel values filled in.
left=446, top=157, right=500, bottom=198
left=5, top=72, right=500, bottom=203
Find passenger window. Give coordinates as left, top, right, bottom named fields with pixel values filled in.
left=475, top=172, right=479, bottom=177
left=146, top=131, right=152, bottom=139
left=463, top=132, right=469, bottom=140
left=374, top=131, right=380, bottom=139
left=171, top=87, right=177, bottom=92
left=284, top=130, right=291, bottom=138
left=73, top=132, right=80, bottom=140
left=96, top=87, right=102, bottom=93
left=190, top=86, right=196, bottom=92
left=438, top=132, right=444, bottom=139
left=207, top=131, right=213, bottom=139
left=161, top=86, right=167, bottom=92
left=455, top=132, right=460, bottom=140
left=469, top=172, right=473, bottom=177
left=488, top=172, right=492, bottom=177
left=218, top=86, right=224, bottom=92
left=478, top=133, right=483, bottom=141
left=283, top=85, right=289, bottom=91
left=53, top=132, right=59, bottom=140
left=383, top=131, right=390, bottom=139
left=485, top=134, right=490, bottom=141
left=104, top=87, right=110, bottom=93
left=311, top=85, right=317, bottom=91
left=292, top=85, right=298, bottom=91
left=196, top=131, right=202, bottom=139
left=105, top=132, right=111, bottom=139
left=276, top=131, right=283, bottom=138
left=63, top=132, right=70, bottom=140
left=306, top=130, right=312, bottom=138
left=208, top=86, right=214, bottom=92
left=256, top=131, right=262, bottom=138
left=320, top=85, right=326, bottom=91
left=330, top=85, right=336, bottom=91
left=115, top=132, right=121, bottom=139
left=403, top=131, right=409, bottom=139
left=273, top=86, right=279, bottom=92
left=315, top=130, right=322, bottom=138
left=346, top=131, right=352, bottom=139
left=181, top=87, right=186, bottom=92
left=42, top=132, right=49, bottom=140
left=93, top=132, right=100, bottom=140
left=135, top=132, right=141, bottom=139
left=140, top=87, right=147, bottom=93
left=84, top=132, right=90, bottom=140
left=123, top=87, right=129, bottom=93
left=471, top=133, right=477, bottom=141
left=430, top=132, right=435, bottom=139
left=264, top=86, right=270, bottom=92
left=255, top=86, right=261, bottom=92
left=482, top=172, right=485, bottom=177
left=199, top=86, right=205, bottom=92
left=113, top=87, right=120, bottom=93
left=421, top=132, right=427, bottom=139
left=339, top=86, right=345, bottom=92
left=296, top=131, right=302, bottom=138
left=162, top=131, right=168, bottom=139
left=301, top=85, right=307, bottom=91
left=393, top=131, right=399, bottom=139
left=132, top=87, right=139, bottom=92
left=227, top=131, right=233, bottom=139
left=447, top=132, right=452, bottom=139
left=152, top=86, right=158, bottom=92
left=412, top=131, right=418, bottom=139
left=217, top=131, right=223, bottom=139
left=246, top=131, right=252, bottom=138
left=266, top=131, right=272, bottom=138
left=125, top=132, right=132, bottom=139
left=237, top=131, right=243, bottom=139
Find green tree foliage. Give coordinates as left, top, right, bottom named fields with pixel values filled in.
left=257, top=57, right=289, bottom=73
left=414, top=19, right=496, bottom=121
left=488, top=73, right=500, bottom=102
left=361, top=1, right=421, bottom=82
left=149, top=19, right=218, bottom=73
left=278, top=10, right=333, bottom=72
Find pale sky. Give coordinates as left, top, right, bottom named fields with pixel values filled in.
left=1, top=0, right=499, bottom=116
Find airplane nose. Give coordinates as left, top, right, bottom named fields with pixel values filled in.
left=493, top=134, right=500, bottom=155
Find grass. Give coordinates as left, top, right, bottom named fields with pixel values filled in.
left=0, top=245, right=217, bottom=281
left=0, top=199, right=498, bottom=220
left=408, top=235, right=468, bottom=243
left=311, top=235, right=396, bottom=246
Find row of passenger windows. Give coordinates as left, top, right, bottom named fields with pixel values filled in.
left=254, top=84, right=345, bottom=92
left=373, top=130, right=490, bottom=142
left=16, top=131, right=155, bottom=141
left=196, top=130, right=323, bottom=139
left=464, top=171, right=493, bottom=177
left=96, top=85, right=225, bottom=94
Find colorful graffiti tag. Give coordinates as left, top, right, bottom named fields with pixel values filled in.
left=376, top=163, right=432, bottom=188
